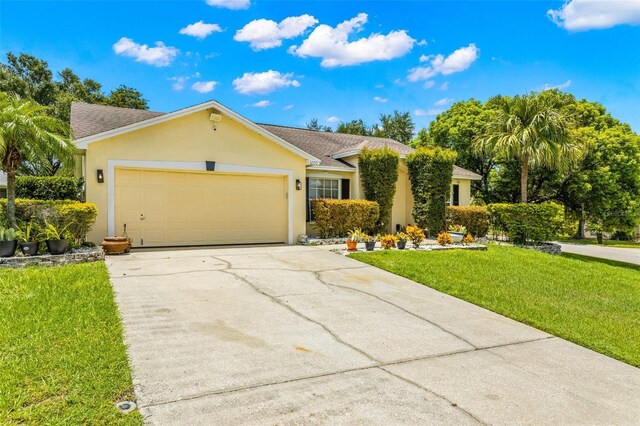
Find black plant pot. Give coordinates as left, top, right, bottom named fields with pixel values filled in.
left=397, top=241, right=406, bottom=250
left=19, top=242, right=39, bottom=256
left=46, top=239, right=68, bottom=255
left=0, top=240, right=18, bottom=257
left=365, top=241, right=376, bottom=251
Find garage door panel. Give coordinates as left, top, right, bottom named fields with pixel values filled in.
left=115, top=168, right=287, bottom=247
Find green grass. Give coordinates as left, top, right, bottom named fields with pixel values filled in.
left=556, top=237, right=640, bottom=248
left=350, top=246, right=640, bottom=367
left=562, top=252, right=640, bottom=272
left=0, top=263, right=142, bottom=425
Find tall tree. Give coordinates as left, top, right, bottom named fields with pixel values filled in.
left=107, top=85, right=148, bottom=109
left=473, top=93, right=580, bottom=203
left=336, top=119, right=371, bottom=136
left=0, top=53, right=57, bottom=106
left=305, top=118, right=332, bottom=132
left=374, top=110, right=414, bottom=145
left=414, top=99, right=497, bottom=200
left=0, top=94, right=75, bottom=227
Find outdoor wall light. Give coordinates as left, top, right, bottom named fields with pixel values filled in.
left=296, top=179, right=302, bottom=190
left=97, top=169, right=104, bottom=183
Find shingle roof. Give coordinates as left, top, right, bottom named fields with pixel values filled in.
left=69, top=102, right=482, bottom=179
left=71, top=102, right=165, bottom=140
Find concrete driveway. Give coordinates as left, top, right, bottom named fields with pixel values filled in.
left=107, top=245, right=640, bottom=425
left=557, top=242, right=640, bottom=265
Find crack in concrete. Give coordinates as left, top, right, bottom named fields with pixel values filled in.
left=140, top=335, right=555, bottom=410
left=379, top=367, right=487, bottom=425
left=211, top=256, right=379, bottom=364
left=111, top=268, right=227, bottom=279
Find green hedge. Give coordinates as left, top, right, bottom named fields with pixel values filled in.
left=312, top=199, right=379, bottom=238
left=487, top=202, right=564, bottom=244
left=406, top=147, right=457, bottom=235
left=16, top=176, right=84, bottom=201
left=0, top=199, right=97, bottom=245
left=358, top=147, right=399, bottom=232
left=446, top=206, right=489, bottom=237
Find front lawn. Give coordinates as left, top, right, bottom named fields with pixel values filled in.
left=556, top=237, right=640, bottom=249
left=0, top=263, right=141, bottom=425
left=350, top=246, right=640, bottom=367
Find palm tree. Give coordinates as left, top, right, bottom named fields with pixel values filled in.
left=473, top=93, right=580, bottom=203
left=0, top=93, right=75, bottom=227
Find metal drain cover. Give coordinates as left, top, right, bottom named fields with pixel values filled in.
left=116, top=401, right=137, bottom=413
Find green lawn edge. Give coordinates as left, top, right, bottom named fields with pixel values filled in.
left=0, top=262, right=142, bottom=425
left=350, top=246, right=640, bottom=368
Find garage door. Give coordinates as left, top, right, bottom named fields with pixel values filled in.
left=115, top=168, right=287, bottom=247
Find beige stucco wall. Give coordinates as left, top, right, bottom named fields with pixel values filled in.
left=83, top=110, right=308, bottom=243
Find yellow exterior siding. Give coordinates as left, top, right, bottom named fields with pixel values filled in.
left=84, top=110, right=308, bottom=243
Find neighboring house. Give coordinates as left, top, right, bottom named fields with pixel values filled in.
left=0, top=171, right=6, bottom=198
left=71, top=101, right=481, bottom=247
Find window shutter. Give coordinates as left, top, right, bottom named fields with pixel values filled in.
left=305, top=177, right=310, bottom=222
left=341, top=179, right=350, bottom=199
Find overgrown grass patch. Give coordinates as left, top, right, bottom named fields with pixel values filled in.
left=0, top=263, right=141, bottom=425
left=350, top=246, right=640, bottom=367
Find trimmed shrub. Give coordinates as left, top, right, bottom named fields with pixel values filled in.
left=446, top=206, right=489, bottom=237
left=405, top=225, right=425, bottom=248
left=437, top=231, right=454, bottom=246
left=16, top=176, right=84, bottom=201
left=358, top=147, right=399, bottom=232
left=487, top=202, right=564, bottom=244
left=380, top=234, right=397, bottom=249
left=406, top=147, right=457, bottom=235
left=312, top=199, right=379, bottom=238
left=0, top=199, right=98, bottom=245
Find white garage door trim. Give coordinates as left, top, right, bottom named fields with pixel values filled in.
left=107, top=159, right=295, bottom=244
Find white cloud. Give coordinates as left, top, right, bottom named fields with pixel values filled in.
left=423, top=80, right=436, bottom=89
left=283, top=104, right=294, bottom=111
left=191, top=81, right=218, bottom=93
left=415, top=108, right=442, bottom=117
left=326, top=116, right=341, bottom=123
left=408, top=43, right=479, bottom=82
left=113, top=37, right=178, bottom=67
left=233, top=70, right=300, bottom=95
left=373, top=96, right=388, bottom=103
left=206, top=0, right=250, bottom=10
left=435, top=97, right=454, bottom=106
left=439, top=82, right=449, bottom=91
left=419, top=54, right=431, bottom=62
left=248, top=100, right=272, bottom=107
left=169, top=76, right=188, bottom=91
left=289, top=13, right=416, bottom=67
left=541, top=79, right=573, bottom=91
left=235, top=15, right=318, bottom=50
left=548, top=0, right=640, bottom=31
left=179, top=21, right=223, bottom=40
left=417, top=39, right=428, bottom=46
left=375, top=84, right=384, bottom=89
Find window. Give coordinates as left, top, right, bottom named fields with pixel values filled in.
left=452, top=184, right=460, bottom=206
left=0, top=188, right=6, bottom=199
left=307, top=178, right=340, bottom=221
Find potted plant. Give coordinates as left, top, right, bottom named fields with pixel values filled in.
left=364, top=234, right=378, bottom=251
left=380, top=234, right=397, bottom=250
left=0, top=227, right=19, bottom=257
left=346, top=228, right=364, bottom=251
left=42, top=221, right=69, bottom=255
left=448, top=224, right=467, bottom=243
left=396, top=232, right=408, bottom=250
left=18, top=222, right=39, bottom=256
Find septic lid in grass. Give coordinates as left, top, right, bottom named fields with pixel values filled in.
left=116, top=401, right=137, bottom=413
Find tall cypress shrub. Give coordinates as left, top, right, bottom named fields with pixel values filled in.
left=358, top=146, right=399, bottom=232
left=406, top=147, right=457, bottom=234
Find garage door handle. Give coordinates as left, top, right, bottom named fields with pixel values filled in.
left=140, top=214, right=145, bottom=220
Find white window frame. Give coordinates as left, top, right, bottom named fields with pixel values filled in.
left=307, top=177, right=342, bottom=223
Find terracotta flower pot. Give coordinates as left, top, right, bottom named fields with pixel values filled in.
left=101, top=237, right=130, bottom=255
left=346, top=240, right=358, bottom=251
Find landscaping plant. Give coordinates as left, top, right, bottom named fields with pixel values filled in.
left=463, top=234, right=474, bottom=244
left=446, top=205, right=489, bottom=237
left=488, top=202, right=564, bottom=244
left=16, top=176, right=84, bottom=201
left=406, top=147, right=457, bottom=234
left=448, top=224, right=467, bottom=234
left=312, top=199, right=379, bottom=238
left=395, top=232, right=408, bottom=249
left=437, top=231, right=454, bottom=246
left=405, top=225, right=425, bottom=248
left=358, top=146, right=399, bottom=232
left=380, top=234, right=397, bottom=249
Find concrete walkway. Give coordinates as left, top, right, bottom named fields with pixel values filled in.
left=557, top=242, right=640, bottom=265
left=107, top=245, right=640, bottom=425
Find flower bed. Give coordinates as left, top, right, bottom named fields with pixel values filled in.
left=334, top=242, right=487, bottom=256
left=0, top=246, right=104, bottom=269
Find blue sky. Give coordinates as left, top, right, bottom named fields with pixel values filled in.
left=1, top=0, right=639, bottom=132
